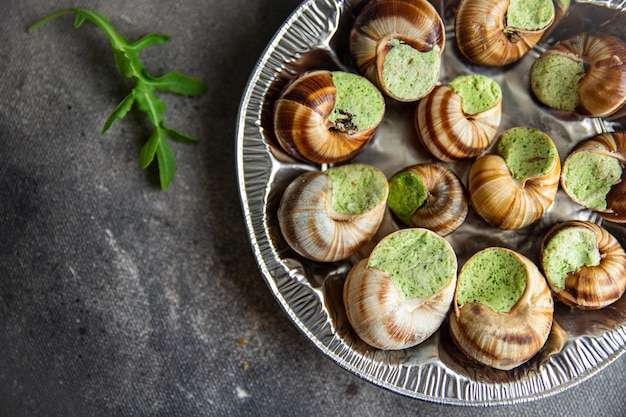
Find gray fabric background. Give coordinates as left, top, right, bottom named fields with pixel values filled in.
left=0, top=0, right=624, bottom=416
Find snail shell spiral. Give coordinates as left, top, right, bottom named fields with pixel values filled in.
left=455, top=0, right=555, bottom=66
left=468, top=128, right=561, bottom=230
left=541, top=221, right=626, bottom=310
left=387, top=164, right=468, bottom=236
left=531, top=33, right=626, bottom=118
left=343, top=228, right=457, bottom=350
left=415, top=75, right=502, bottom=161
left=278, top=164, right=388, bottom=262
left=561, top=132, right=626, bottom=223
left=449, top=247, right=554, bottom=370
left=273, top=70, right=385, bottom=164
left=349, top=0, right=445, bottom=101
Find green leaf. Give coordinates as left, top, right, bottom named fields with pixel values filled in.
left=153, top=72, right=207, bottom=96
left=29, top=7, right=207, bottom=190
left=156, top=139, right=176, bottom=190
left=139, top=129, right=162, bottom=169
left=166, top=128, right=199, bottom=144
left=132, top=34, right=171, bottom=51
left=102, top=92, right=135, bottom=134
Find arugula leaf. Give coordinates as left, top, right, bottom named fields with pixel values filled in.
left=28, top=8, right=207, bottom=190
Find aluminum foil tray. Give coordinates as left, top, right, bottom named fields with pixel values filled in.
left=236, top=0, right=626, bottom=405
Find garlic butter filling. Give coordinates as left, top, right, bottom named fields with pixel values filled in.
left=497, top=127, right=558, bottom=181
left=327, top=164, right=387, bottom=215
left=448, top=74, right=502, bottom=115
left=328, top=71, right=385, bottom=133
left=506, top=0, right=555, bottom=31
left=456, top=248, right=527, bottom=313
left=367, top=228, right=456, bottom=299
left=381, top=40, right=440, bottom=101
left=542, top=226, right=601, bottom=292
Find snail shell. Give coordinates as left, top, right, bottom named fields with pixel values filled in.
left=468, top=127, right=561, bottom=230
left=449, top=247, right=554, bottom=370
left=273, top=70, right=385, bottom=164
left=561, top=132, right=626, bottom=223
left=349, top=0, right=445, bottom=102
left=415, top=75, right=502, bottom=161
left=387, top=164, right=468, bottom=236
left=455, top=0, right=555, bottom=66
left=540, top=221, right=626, bottom=310
left=278, top=164, right=388, bottom=262
left=530, top=33, right=626, bottom=118
left=343, top=228, right=457, bottom=350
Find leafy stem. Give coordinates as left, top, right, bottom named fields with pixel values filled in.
left=28, top=8, right=207, bottom=190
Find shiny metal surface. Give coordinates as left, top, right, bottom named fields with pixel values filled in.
left=237, top=0, right=626, bottom=405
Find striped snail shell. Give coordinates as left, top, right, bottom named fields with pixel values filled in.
left=343, top=228, right=457, bottom=350
left=561, top=132, right=626, bottom=223
left=273, top=70, right=385, bottom=164
left=349, top=0, right=445, bottom=102
left=540, top=221, right=626, bottom=310
left=415, top=74, right=502, bottom=161
left=278, top=164, right=388, bottom=262
left=455, top=0, right=556, bottom=66
left=387, top=164, right=468, bottom=236
left=449, top=247, right=554, bottom=370
left=531, top=33, right=626, bottom=118
left=469, top=127, right=561, bottom=230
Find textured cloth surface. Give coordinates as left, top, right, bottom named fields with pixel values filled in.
left=0, top=1, right=625, bottom=416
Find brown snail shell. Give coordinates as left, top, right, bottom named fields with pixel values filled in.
left=387, top=164, right=468, bottom=236
left=455, top=0, right=554, bottom=66
left=349, top=0, right=445, bottom=102
left=531, top=33, right=626, bottom=118
left=343, top=228, right=457, bottom=350
left=415, top=82, right=502, bottom=161
left=468, top=128, right=561, bottom=230
left=273, top=70, right=385, bottom=164
left=540, top=221, right=626, bottom=310
left=449, top=247, right=554, bottom=370
left=561, top=132, right=626, bottom=223
left=278, top=164, right=388, bottom=262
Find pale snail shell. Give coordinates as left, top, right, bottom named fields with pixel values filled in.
left=387, top=164, right=468, bottom=236
left=449, top=247, right=554, bottom=370
left=278, top=164, right=389, bottom=262
left=561, top=132, right=626, bottom=223
left=273, top=70, right=385, bottom=164
left=468, top=127, right=561, bottom=230
left=343, top=228, right=457, bottom=350
left=530, top=33, right=626, bottom=118
left=415, top=76, right=502, bottom=161
left=540, top=221, right=626, bottom=310
left=349, top=0, right=445, bottom=102
left=455, top=0, right=555, bottom=66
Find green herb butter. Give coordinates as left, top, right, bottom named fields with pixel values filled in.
left=562, top=152, right=622, bottom=210
left=456, top=248, right=527, bottom=313
left=507, top=0, right=555, bottom=30
left=381, top=40, right=440, bottom=101
left=387, top=171, right=429, bottom=226
left=448, top=74, right=502, bottom=115
left=542, top=227, right=600, bottom=292
left=497, top=128, right=557, bottom=181
left=367, top=229, right=456, bottom=299
left=328, top=71, right=385, bottom=132
left=530, top=54, right=585, bottom=111
left=326, top=164, right=387, bottom=215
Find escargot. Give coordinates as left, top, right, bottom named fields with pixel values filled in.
left=278, top=163, right=388, bottom=262
left=349, top=0, right=445, bottom=102
left=455, top=0, right=557, bottom=66
left=530, top=33, right=626, bottom=118
left=449, top=247, right=554, bottom=370
left=541, top=221, right=626, bottom=310
left=343, top=228, right=457, bottom=350
left=469, top=127, right=561, bottom=230
left=273, top=70, right=385, bottom=164
left=561, top=132, right=626, bottom=223
left=387, top=164, right=468, bottom=236
left=416, top=74, right=503, bottom=161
